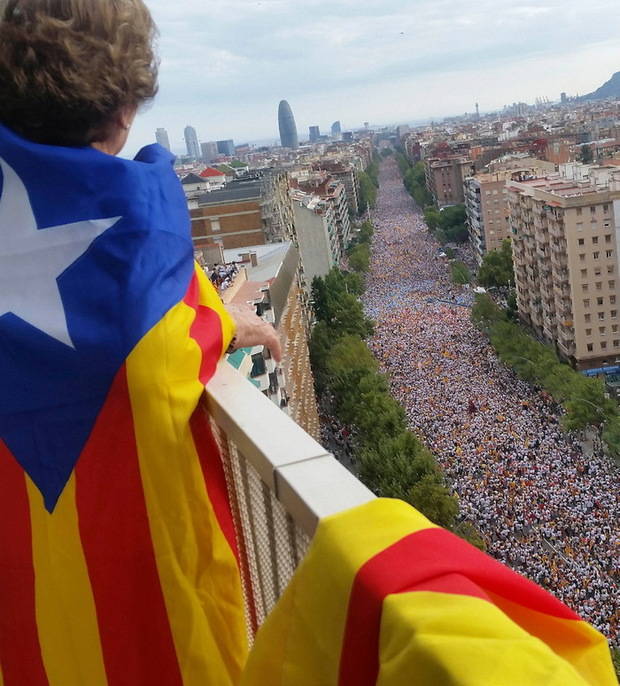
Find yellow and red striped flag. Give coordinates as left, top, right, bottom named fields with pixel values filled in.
left=0, top=125, right=247, bottom=685
left=242, top=499, right=617, bottom=686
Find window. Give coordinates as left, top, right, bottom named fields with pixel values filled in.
left=612, top=310, right=618, bottom=319
left=210, top=219, right=221, bottom=232
left=592, top=236, right=598, bottom=245
left=610, top=293, right=616, bottom=303
left=598, top=312, right=605, bottom=321
left=603, top=204, right=610, bottom=213
left=587, top=343, right=593, bottom=351
left=596, top=282, right=602, bottom=291
left=614, top=340, right=620, bottom=348
left=608, top=265, right=615, bottom=274
left=579, top=253, right=586, bottom=262
left=577, top=222, right=583, bottom=231
left=601, top=341, right=607, bottom=350
left=578, top=238, right=585, bottom=246
left=606, top=250, right=613, bottom=258
left=582, top=284, right=589, bottom=292
left=590, top=206, right=596, bottom=215
left=585, top=314, right=591, bottom=322
left=613, top=324, right=619, bottom=333
left=581, top=269, right=588, bottom=277
left=586, top=328, right=592, bottom=336
left=597, top=297, right=604, bottom=305
left=595, top=268, right=602, bottom=276
left=599, top=327, right=606, bottom=335
left=605, top=234, right=612, bottom=243
left=593, top=251, right=600, bottom=260
left=576, top=208, right=583, bottom=217
left=583, top=299, right=590, bottom=308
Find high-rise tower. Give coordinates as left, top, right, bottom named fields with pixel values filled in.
left=155, top=127, right=170, bottom=151
left=278, top=100, right=298, bottom=149
left=184, top=125, right=200, bottom=159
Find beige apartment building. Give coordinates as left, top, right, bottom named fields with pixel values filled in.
left=465, top=159, right=556, bottom=264
left=508, top=166, right=620, bottom=369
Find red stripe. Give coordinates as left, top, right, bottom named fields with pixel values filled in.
left=184, top=273, right=224, bottom=384
left=75, top=368, right=183, bottom=686
left=0, top=442, right=49, bottom=686
left=190, top=402, right=239, bottom=561
left=339, top=527, right=582, bottom=686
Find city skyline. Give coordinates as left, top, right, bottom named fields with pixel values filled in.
left=125, top=0, right=619, bottom=156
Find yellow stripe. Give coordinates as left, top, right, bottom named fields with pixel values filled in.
left=242, top=499, right=437, bottom=685
left=487, top=593, right=617, bottom=686
left=378, top=591, right=600, bottom=686
left=194, top=264, right=236, bottom=356
left=27, top=476, right=108, bottom=686
left=126, top=298, right=247, bottom=686
left=0, top=659, right=4, bottom=686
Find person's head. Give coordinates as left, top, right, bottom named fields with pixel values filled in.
left=0, top=0, right=158, bottom=153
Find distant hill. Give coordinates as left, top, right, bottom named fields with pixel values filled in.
left=580, top=71, right=620, bottom=101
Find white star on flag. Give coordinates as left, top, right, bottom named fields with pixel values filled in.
left=0, top=158, right=120, bottom=348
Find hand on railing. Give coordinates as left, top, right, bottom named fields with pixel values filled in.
left=225, top=303, right=282, bottom=362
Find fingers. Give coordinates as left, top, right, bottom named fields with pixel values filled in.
left=266, top=327, right=283, bottom=363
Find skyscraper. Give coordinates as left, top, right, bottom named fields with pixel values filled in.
left=331, top=121, right=342, bottom=140
left=184, top=125, right=200, bottom=159
left=155, top=127, right=170, bottom=151
left=308, top=126, right=320, bottom=143
left=217, top=139, right=235, bottom=157
left=201, top=141, right=218, bottom=163
left=278, top=100, right=298, bottom=149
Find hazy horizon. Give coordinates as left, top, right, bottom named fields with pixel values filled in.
left=125, top=0, right=620, bottom=157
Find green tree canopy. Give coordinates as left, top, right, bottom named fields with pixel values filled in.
left=451, top=261, right=471, bottom=285
left=478, top=239, right=514, bottom=288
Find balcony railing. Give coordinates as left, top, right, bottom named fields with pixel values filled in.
left=205, top=361, right=375, bottom=636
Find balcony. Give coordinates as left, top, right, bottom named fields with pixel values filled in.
left=205, top=361, right=374, bottom=629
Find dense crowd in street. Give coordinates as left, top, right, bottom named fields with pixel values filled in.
left=363, top=158, right=620, bottom=646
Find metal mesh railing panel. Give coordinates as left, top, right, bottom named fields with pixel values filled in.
left=211, top=419, right=312, bottom=641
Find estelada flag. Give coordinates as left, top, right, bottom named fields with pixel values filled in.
left=242, top=499, right=617, bottom=686
left=0, top=124, right=247, bottom=685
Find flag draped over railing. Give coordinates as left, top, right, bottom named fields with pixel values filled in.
left=0, top=124, right=247, bottom=686
left=242, top=499, right=617, bottom=686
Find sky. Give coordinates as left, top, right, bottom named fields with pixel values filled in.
left=126, top=0, right=620, bottom=157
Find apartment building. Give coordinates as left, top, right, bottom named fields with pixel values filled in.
left=189, top=171, right=294, bottom=250
left=508, top=165, right=620, bottom=369
left=465, top=159, right=557, bottom=264
left=424, top=155, right=474, bottom=208
left=291, top=190, right=339, bottom=284
left=291, top=173, right=351, bottom=258
left=221, top=243, right=320, bottom=439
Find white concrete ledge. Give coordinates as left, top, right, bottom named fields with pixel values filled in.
left=206, top=361, right=376, bottom=534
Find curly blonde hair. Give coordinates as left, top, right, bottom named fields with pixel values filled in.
left=0, top=0, right=158, bottom=146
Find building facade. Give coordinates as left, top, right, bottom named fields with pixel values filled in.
left=190, top=172, right=296, bottom=251
left=309, top=126, right=320, bottom=143
left=278, top=100, right=299, bottom=149
left=201, top=141, right=218, bottom=163
left=291, top=190, right=339, bottom=283
left=155, top=128, right=170, bottom=151
left=508, top=165, right=620, bottom=369
left=217, top=139, right=235, bottom=157
left=184, top=125, right=200, bottom=160
left=424, top=156, right=474, bottom=208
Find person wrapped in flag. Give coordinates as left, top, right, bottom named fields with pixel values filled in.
left=0, top=1, right=617, bottom=685
left=0, top=1, right=278, bottom=684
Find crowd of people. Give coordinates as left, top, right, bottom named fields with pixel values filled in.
left=209, top=262, right=239, bottom=291
left=363, top=158, right=619, bottom=646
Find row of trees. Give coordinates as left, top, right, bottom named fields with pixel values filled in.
left=477, top=239, right=514, bottom=289
left=357, top=156, right=381, bottom=214
left=423, top=205, right=469, bottom=244
left=472, top=294, right=620, bottom=458
left=309, top=224, right=484, bottom=546
left=396, top=154, right=434, bottom=208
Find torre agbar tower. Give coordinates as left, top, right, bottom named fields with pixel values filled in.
left=278, top=100, right=299, bottom=149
